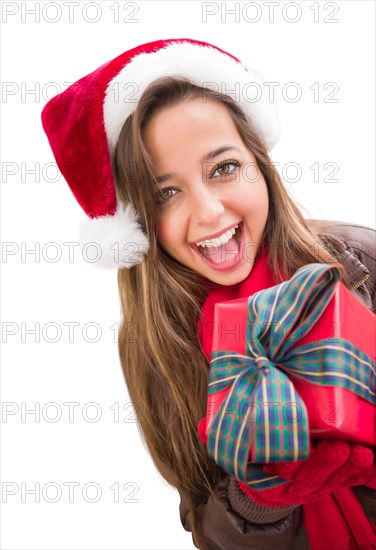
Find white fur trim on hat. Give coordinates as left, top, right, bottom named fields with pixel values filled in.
left=103, top=41, right=280, bottom=156
left=78, top=202, right=150, bottom=269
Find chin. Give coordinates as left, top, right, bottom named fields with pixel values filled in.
left=205, top=263, right=253, bottom=286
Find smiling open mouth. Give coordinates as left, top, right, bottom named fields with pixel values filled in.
left=198, top=223, right=242, bottom=259
left=192, top=222, right=245, bottom=271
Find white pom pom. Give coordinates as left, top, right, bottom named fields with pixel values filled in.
left=78, top=202, right=150, bottom=269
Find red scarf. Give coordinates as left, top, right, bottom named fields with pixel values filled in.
left=198, top=241, right=376, bottom=550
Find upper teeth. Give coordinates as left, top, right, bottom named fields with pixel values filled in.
left=197, top=224, right=239, bottom=248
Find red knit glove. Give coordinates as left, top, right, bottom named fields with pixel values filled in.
left=198, top=416, right=376, bottom=507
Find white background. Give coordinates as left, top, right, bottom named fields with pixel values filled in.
left=1, top=1, right=375, bottom=549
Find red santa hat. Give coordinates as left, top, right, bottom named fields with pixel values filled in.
left=41, top=38, right=280, bottom=269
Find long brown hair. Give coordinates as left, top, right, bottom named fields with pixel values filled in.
left=113, top=76, right=351, bottom=549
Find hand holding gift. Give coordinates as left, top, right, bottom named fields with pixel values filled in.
left=199, top=262, right=376, bottom=493
left=198, top=416, right=375, bottom=505
left=257, top=439, right=376, bottom=505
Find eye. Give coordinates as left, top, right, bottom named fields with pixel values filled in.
left=155, top=187, right=178, bottom=204
left=210, top=159, right=241, bottom=178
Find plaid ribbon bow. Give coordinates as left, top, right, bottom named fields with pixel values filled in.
left=207, top=263, right=376, bottom=489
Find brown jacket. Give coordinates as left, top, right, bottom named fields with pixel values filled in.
left=179, top=219, right=376, bottom=550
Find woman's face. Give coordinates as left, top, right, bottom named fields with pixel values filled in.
left=142, top=98, right=269, bottom=286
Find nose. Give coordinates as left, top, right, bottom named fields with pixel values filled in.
left=189, top=181, right=225, bottom=226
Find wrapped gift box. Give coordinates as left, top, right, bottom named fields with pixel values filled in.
left=205, top=275, right=376, bottom=453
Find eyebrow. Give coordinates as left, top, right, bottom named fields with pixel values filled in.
left=155, top=145, right=242, bottom=184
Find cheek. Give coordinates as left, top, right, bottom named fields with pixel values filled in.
left=157, top=218, right=178, bottom=250
left=256, top=180, right=269, bottom=214
left=237, top=177, right=269, bottom=216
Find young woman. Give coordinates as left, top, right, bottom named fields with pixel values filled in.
left=42, top=38, right=376, bottom=550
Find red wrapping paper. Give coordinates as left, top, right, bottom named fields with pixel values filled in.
left=205, top=281, right=376, bottom=447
